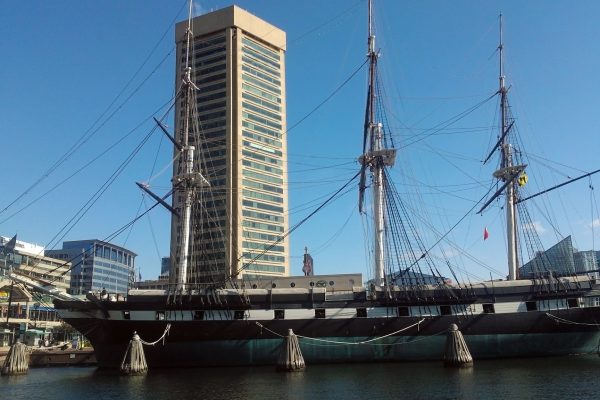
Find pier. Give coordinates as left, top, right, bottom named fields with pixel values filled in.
left=0, top=346, right=96, bottom=367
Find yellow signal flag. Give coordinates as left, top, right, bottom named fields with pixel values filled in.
left=518, top=172, right=528, bottom=187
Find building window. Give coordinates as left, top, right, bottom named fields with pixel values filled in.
left=315, top=309, right=325, bottom=319
left=193, top=310, right=204, bottom=320
left=122, top=311, right=131, bottom=320
left=525, top=301, right=537, bottom=311
left=567, top=298, right=580, bottom=308
left=440, top=305, right=452, bottom=316
left=234, top=310, right=245, bottom=320
left=241, top=37, right=280, bottom=61
left=242, top=241, right=284, bottom=253
left=242, top=149, right=282, bottom=167
left=356, top=308, right=367, bottom=318
left=274, top=309, right=285, bottom=320
left=483, top=304, right=495, bottom=314
left=398, top=306, right=410, bottom=317
left=242, top=73, right=281, bottom=95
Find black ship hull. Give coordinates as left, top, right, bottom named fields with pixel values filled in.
left=56, top=300, right=600, bottom=368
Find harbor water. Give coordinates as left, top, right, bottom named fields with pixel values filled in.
left=2, top=355, right=599, bottom=399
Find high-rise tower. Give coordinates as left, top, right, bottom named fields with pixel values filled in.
left=171, top=6, right=288, bottom=286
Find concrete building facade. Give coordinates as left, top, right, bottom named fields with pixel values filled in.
left=170, top=6, right=289, bottom=286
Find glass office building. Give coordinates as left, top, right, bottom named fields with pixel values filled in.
left=46, top=240, right=136, bottom=295
left=520, top=236, right=599, bottom=279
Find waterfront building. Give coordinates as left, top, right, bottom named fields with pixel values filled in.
left=134, top=257, right=170, bottom=291
left=0, top=235, right=71, bottom=292
left=364, top=271, right=448, bottom=287
left=160, top=256, right=170, bottom=280
left=520, top=236, right=575, bottom=277
left=134, top=279, right=169, bottom=291
left=0, top=280, right=61, bottom=329
left=45, top=240, right=136, bottom=296
left=0, top=236, right=69, bottom=331
left=574, top=250, right=598, bottom=278
left=0, top=277, right=60, bottom=330
left=520, top=236, right=599, bottom=279
left=170, top=6, right=289, bottom=285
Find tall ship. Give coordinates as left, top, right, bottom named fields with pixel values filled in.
left=52, top=2, right=600, bottom=368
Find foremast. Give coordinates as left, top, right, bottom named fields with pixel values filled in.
left=173, top=1, right=209, bottom=292
left=359, top=0, right=396, bottom=286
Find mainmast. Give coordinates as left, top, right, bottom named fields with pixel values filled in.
left=494, top=14, right=521, bottom=280
left=359, top=0, right=396, bottom=286
left=173, top=1, right=209, bottom=292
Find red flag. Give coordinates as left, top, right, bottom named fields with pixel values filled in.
left=483, top=227, right=489, bottom=240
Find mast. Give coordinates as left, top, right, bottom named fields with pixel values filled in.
left=368, top=0, right=385, bottom=287
left=496, top=14, right=519, bottom=280
left=173, top=0, right=209, bottom=292
left=360, top=0, right=396, bottom=286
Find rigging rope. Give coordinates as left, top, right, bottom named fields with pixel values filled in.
left=226, top=169, right=362, bottom=285
left=400, top=182, right=494, bottom=275
left=44, top=127, right=159, bottom=252
left=288, top=0, right=362, bottom=46
left=0, top=97, right=177, bottom=228
left=399, top=92, right=498, bottom=149
left=286, top=58, right=369, bottom=135
left=0, top=42, right=178, bottom=220
left=44, top=190, right=169, bottom=281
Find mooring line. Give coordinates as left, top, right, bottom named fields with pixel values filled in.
left=139, top=323, right=172, bottom=346
left=255, top=319, right=430, bottom=346
left=546, top=312, right=600, bottom=326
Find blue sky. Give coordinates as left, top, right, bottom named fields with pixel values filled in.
left=1, top=0, right=599, bottom=283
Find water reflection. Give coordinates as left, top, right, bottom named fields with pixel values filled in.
left=1, top=356, right=599, bottom=400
